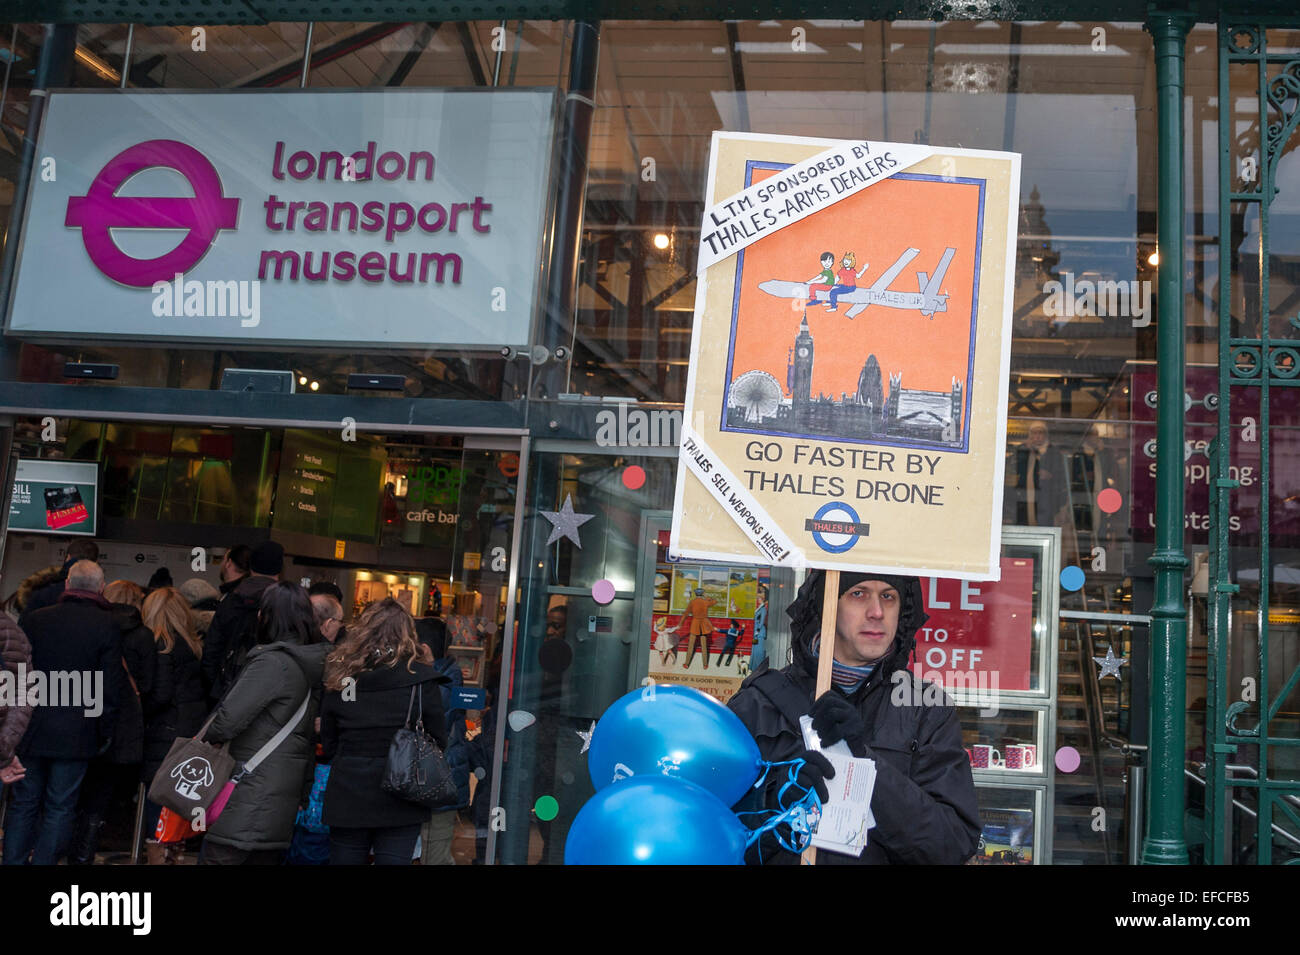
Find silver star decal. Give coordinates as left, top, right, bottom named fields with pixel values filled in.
left=1093, top=647, right=1128, bottom=680
left=576, top=720, right=596, bottom=754
left=540, top=494, right=595, bottom=547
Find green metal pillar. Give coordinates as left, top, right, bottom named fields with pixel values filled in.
left=1142, top=8, right=1192, bottom=866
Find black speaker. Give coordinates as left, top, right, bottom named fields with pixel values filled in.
left=63, top=362, right=119, bottom=380
left=347, top=373, right=406, bottom=392
left=220, top=368, right=296, bottom=393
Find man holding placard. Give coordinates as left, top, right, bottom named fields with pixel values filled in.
left=728, top=569, right=979, bottom=865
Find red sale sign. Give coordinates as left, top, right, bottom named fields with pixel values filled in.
left=910, top=557, right=1035, bottom=692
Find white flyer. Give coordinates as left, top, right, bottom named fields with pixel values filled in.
left=800, top=715, right=877, bottom=856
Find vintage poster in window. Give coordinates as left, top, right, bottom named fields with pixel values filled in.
left=647, top=531, right=770, bottom=704
left=671, top=132, right=1020, bottom=579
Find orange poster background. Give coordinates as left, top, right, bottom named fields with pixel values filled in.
left=728, top=166, right=983, bottom=403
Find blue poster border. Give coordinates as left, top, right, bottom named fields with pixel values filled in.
left=719, top=161, right=985, bottom=455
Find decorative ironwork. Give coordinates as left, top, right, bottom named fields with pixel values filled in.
left=1265, top=62, right=1300, bottom=188
left=1231, top=345, right=1262, bottom=379
left=1230, top=26, right=1261, bottom=54
left=1268, top=346, right=1300, bottom=378
left=1210, top=20, right=1300, bottom=865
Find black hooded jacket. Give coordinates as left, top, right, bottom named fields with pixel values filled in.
left=728, top=570, right=980, bottom=865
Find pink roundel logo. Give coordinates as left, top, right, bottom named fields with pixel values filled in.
left=64, top=139, right=239, bottom=288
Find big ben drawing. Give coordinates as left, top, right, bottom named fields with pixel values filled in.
left=789, top=313, right=815, bottom=427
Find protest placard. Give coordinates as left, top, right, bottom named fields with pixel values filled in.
left=672, top=132, right=1021, bottom=580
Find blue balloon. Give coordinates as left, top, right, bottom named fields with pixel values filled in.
left=588, top=684, right=761, bottom=807
left=565, top=776, right=748, bottom=865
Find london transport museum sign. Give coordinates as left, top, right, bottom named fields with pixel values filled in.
left=5, top=89, right=556, bottom=348
left=671, top=132, right=1021, bottom=580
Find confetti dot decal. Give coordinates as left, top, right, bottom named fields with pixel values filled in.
left=1060, top=566, right=1085, bottom=591
left=1097, top=488, right=1122, bottom=514
left=507, top=710, right=536, bottom=732
left=534, top=795, right=559, bottom=821
left=592, top=579, right=616, bottom=605
left=622, top=465, right=646, bottom=490
left=1055, top=746, right=1081, bottom=773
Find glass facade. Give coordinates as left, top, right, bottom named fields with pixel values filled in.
left=1, top=12, right=1297, bottom=865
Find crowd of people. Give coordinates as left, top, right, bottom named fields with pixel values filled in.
left=0, top=538, right=489, bottom=866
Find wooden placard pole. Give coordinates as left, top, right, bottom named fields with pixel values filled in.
left=802, top=568, right=838, bottom=866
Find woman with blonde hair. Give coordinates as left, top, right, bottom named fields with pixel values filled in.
left=140, top=587, right=207, bottom=864
left=320, top=597, right=447, bottom=865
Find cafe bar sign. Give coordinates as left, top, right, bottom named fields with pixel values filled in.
left=8, top=459, right=99, bottom=537
left=6, top=89, right=556, bottom=348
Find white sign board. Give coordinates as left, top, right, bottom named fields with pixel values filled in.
left=672, top=132, right=1021, bottom=580
left=7, top=89, right=556, bottom=348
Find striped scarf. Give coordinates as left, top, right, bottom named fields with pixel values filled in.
left=812, top=636, right=876, bottom=693
left=831, top=659, right=876, bottom=693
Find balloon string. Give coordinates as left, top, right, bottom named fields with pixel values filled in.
left=739, top=758, right=824, bottom=863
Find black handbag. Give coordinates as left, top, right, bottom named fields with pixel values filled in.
left=381, top=683, right=459, bottom=809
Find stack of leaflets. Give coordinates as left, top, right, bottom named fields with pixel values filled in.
left=799, top=715, right=877, bottom=857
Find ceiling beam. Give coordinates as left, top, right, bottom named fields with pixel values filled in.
left=455, top=22, right=488, bottom=87
left=238, top=22, right=408, bottom=88
left=386, top=21, right=440, bottom=87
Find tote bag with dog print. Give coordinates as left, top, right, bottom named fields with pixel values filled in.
left=147, top=711, right=236, bottom=815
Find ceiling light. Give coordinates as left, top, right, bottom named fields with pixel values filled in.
left=653, top=233, right=671, bottom=250
left=1148, top=251, right=1159, bottom=266
left=74, top=46, right=121, bottom=84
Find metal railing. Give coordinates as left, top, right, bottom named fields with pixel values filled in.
left=1185, top=762, right=1300, bottom=852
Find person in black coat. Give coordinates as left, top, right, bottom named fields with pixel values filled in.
left=218, top=543, right=251, bottom=596
left=728, top=570, right=980, bottom=866
left=139, top=586, right=208, bottom=863
left=201, top=541, right=281, bottom=707
left=102, top=581, right=155, bottom=766
left=320, top=598, right=447, bottom=866
left=3, top=560, right=123, bottom=866
left=18, top=538, right=101, bottom=620
left=68, top=579, right=155, bottom=864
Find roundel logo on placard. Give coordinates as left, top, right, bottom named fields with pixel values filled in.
left=805, top=500, right=871, bottom=554
left=64, top=139, right=240, bottom=288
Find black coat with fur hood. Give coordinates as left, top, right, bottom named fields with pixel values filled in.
left=0, top=616, right=33, bottom=765
left=728, top=570, right=980, bottom=865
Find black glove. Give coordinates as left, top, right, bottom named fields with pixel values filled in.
left=810, top=691, right=869, bottom=757
left=744, top=750, right=835, bottom=865
left=782, top=749, right=834, bottom=806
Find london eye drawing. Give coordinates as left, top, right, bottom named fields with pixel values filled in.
left=727, top=370, right=783, bottom=423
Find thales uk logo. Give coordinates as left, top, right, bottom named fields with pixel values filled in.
left=64, top=139, right=239, bottom=287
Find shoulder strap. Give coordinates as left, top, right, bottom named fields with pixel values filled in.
left=235, top=647, right=313, bottom=776
left=749, top=667, right=812, bottom=732
left=404, top=684, right=419, bottom=730
left=241, top=693, right=310, bottom=775
left=121, top=658, right=140, bottom=698
left=195, top=707, right=222, bottom=742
